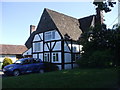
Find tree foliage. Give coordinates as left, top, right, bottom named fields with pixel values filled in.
left=93, top=0, right=116, bottom=13
left=77, top=24, right=120, bottom=68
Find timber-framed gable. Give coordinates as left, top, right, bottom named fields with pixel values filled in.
left=23, top=8, right=96, bottom=70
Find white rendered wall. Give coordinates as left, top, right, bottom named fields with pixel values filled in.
left=23, top=48, right=32, bottom=56
left=39, top=53, right=43, bottom=61
left=64, top=53, right=71, bottom=63
left=52, top=41, right=61, bottom=51
left=0, top=55, right=16, bottom=63
left=33, top=34, right=41, bottom=42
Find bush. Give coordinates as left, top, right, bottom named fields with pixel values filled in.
left=44, top=62, right=59, bottom=72
left=2, top=57, right=13, bottom=69
left=77, top=50, right=114, bottom=68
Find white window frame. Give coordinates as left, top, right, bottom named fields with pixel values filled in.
left=53, top=53, right=59, bottom=62
left=44, top=53, right=49, bottom=62
left=34, top=42, right=41, bottom=52
left=45, top=30, right=55, bottom=40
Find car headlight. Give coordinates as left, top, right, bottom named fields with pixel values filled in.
left=8, top=66, right=14, bottom=70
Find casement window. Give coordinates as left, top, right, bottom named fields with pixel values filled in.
left=45, top=31, right=55, bottom=40
left=53, top=53, right=59, bottom=62
left=44, top=53, right=49, bottom=62
left=34, top=42, right=40, bottom=52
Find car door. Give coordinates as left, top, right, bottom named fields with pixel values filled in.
left=20, top=59, right=33, bottom=73
left=31, top=59, right=41, bottom=72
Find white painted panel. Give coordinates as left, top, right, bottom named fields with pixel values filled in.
left=64, top=64, right=72, bottom=70
left=44, top=43, right=49, bottom=51
left=55, top=30, right=61, bottom=40
left=52, top=52, right=61, bottom=63
left=64, top=42, right=70, bottom=52
left=53, top=41, right=61, bottom=51
left=33, top=54, right=37, bottom=58
left=68, top=44, right=82, bottom=53
left=33, top=34, right=41, bottom=42
left=39, top=54, right=43, bottom=61
left=39, top=33, right=43, bottom=40
left=64, top=53, right=71, bottom=63
left=23, top=48, right=32, bottom=56
left=56, top=65, right=62, bottom=70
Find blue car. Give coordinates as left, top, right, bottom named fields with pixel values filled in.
left=3, top=58, right=45, bottom=76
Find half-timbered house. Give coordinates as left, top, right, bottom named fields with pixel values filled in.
left=23, top=8, right=96, bottom=70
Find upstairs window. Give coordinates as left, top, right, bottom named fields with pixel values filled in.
left=34, top=42, right=41, bottom=52
left=45, top=31, right=55, bottom=40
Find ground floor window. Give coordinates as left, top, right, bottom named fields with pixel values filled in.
left=44, top=53, right=49, bottom=62
left=53, top=53, right=59, bottom=62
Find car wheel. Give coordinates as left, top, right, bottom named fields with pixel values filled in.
left=39, top=69, right=44, bottom=74
left=13, top=70, right=20, bottom=76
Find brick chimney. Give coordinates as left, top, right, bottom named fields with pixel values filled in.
left=30, top=25, right=36, bottom=35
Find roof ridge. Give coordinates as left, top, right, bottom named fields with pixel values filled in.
left=45, top=8, right=78, bottom=20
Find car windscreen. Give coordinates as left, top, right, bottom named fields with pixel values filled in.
left=14, top=59, right=24, bottom=64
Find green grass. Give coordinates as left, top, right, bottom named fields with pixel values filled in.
left=2, top=68, right=119, bottom=88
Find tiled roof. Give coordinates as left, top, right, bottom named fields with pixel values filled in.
left=25, top=8, right=95, bottom=49
left=0, top=44, right=27, bottom=55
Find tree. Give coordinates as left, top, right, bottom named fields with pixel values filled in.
left=76, top=1, right=118, bottom=68
left=93, top=0, right=116, bottom=13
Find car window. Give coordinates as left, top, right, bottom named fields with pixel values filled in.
left=33, top=59, right=40, bottom=63
left=23, top=59, right=32, bottom=64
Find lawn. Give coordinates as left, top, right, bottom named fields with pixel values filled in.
left=2, top=68, right=119, bottom=88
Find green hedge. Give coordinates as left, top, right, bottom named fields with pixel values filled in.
left=77, top=50, right=114, bottom=68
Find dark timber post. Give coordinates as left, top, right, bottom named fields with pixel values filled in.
left=71, top=39, right=73, bottom=69
left=61, top=39, right=64, bottom=69
left=50, top=42, right=52, bottom=63
left=43, top=32, right=45, bottom=62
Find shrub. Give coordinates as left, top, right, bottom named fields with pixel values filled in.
left=2, top=57, right=13, bottom=69
left=44, top=62, right=59, bottom=72
left=77, top=50, right=114, bottom=68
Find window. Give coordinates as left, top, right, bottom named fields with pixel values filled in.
left=44, top=53, right=49, bottom=62
left=34, top=42, right=40, bottom=51
left=53, top=53, right=59, bottom=62
left=52, top=31, right=55, bottom=39
left=45, top=31, right=55, bottom=40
